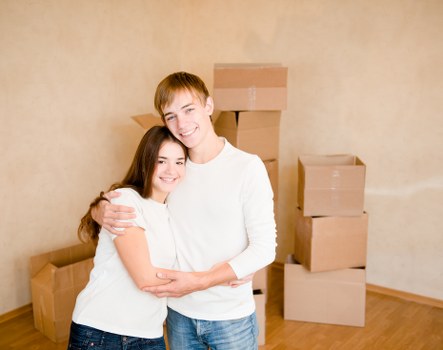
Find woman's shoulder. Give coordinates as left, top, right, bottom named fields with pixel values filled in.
left=112, top=188, right=144, bottom=207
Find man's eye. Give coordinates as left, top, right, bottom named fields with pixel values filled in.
left=185, top=108, right=194, bottom=113
left=165, top=115, right=175, bottom=121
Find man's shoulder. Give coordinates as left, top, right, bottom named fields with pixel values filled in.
left=224, top=140, right=261, bottom=163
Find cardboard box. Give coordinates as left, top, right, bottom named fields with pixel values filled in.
left=213, top=63, right=287, bottom=111
left=284, top=255, right=366, bottom=327
left=215, top=111, right=280, bottom=160
left=254, top=289, right=266, bottom=345
left=263, top=159, right=278, bottom=201
left=298, top=154, right=366, bottom=216
left=30, top=242, right=96, bottom=342
left=131, top=113, right=163, bottom=130
left=294, top=208, right=368, bottom=272
left=253, top=267, right=268, bottom=294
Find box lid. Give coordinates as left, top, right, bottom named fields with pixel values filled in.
left=214, top=63, right=287, bottom=88
left=298, top=154, right=366, bottom=189
left=216, top=111, right=281, bottom=130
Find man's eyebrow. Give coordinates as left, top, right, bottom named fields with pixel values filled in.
left=163, top=103, right=194, bottom=117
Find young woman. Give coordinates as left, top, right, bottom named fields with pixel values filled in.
left=67, top=126, right=187, bottom=350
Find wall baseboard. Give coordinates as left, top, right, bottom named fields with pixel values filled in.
left=1, top=265, right=442, bottom=323
left=365, top=283, right=443, bottom=309
left=0, top=303, right=32, bottom=324
left=271, top=262, right=443, bottom=309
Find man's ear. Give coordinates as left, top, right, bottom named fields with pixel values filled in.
left=205, top=96, right=214, bottom=116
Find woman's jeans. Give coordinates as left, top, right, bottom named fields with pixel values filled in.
left=67, top=322, right=166, bottom=350
left=166, top=307, right=259, bottom=350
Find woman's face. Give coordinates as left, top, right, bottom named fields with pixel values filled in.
left=151, top=140, right=186, bottom=203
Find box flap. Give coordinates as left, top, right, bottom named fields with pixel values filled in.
left=30, top=242, right=95, bottom=278
left=131, top=113, right=163, bottom=130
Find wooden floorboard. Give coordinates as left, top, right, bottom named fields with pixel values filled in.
left=1, top=265, right=442, bottom=349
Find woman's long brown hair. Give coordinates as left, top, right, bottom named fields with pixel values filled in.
left=77, top=126, right=187, bottom=245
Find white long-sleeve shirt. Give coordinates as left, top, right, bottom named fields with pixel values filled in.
left=167, top=139, right=277, bottom=320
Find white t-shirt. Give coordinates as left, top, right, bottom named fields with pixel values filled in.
left=167, top=139, right=277, bottom=320
left=72, top=188, right=176, bottom=338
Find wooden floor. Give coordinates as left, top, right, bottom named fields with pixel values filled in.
left=1, top=265, right=442, bottom=350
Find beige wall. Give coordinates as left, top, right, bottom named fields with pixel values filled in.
left=1, top=0, right=442, bottom=314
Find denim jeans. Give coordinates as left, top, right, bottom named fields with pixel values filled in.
left=166, top=307, right=259, bottom=350
left=67, top=322, right=166, bottom=350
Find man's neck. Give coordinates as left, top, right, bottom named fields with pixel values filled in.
left=188, top=133, right=224, bottom=164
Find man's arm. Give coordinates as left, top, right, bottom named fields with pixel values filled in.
left=142, top=262, right=239, bottom=297
left=91, top=190, right=136, bottom=234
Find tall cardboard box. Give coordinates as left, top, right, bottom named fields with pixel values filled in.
left=284, top=255, right=366, bottom=327
left=30, top=242, right=96, bottom=342
left=298, top=154, right=366, bottom=216
left=213, top=63, right=287, bottom=111
left=215, top=111, right=281, bottom=160
left=254, top=289, right=266, bottom=345
left=294, top=208, right=368, bottom=272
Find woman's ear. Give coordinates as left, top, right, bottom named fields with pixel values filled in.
left=205, top=96, right=214, bottom=116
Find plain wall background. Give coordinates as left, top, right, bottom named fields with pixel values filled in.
left=1, top=0, right=442, bottom=314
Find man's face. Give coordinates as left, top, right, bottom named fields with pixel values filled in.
left=162, top=90, right=213, bottom=149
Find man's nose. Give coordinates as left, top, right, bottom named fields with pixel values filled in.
left=176, top=114, right=187, bottom=129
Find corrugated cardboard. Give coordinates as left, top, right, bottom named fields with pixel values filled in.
left=213, top=63, right=288, bottom=111
left=298, top=154, right=366, bottom=216
left=284, top=255, right=366, bottom=327
left=254, top=289, right=266, bottom=345
left=30, top=242, right=96, bottom=342
left=215, top=111, right=280, bottom=161
left=263, top=159, right=278, bottom=200
left=294, top=208, right=368, bottom=272
left=131, top=113, right=163, bottom=130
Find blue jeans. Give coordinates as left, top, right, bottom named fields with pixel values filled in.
left=67, top=322, right=166, bottom=350
left=166, top=307, right=259, bottom=350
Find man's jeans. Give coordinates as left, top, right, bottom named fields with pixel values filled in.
left=166, top=307, right=259, bottom=350
left=67, top=322, right=166, bottom=350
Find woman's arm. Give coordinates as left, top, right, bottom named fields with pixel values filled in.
left=114, top=226, right=171, bottom=290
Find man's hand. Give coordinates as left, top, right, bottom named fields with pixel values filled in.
left=228, top=272, right=254, bottom=288
left=142, top=270, right=207, bottom=298
left=91, top=191, right=136, bottom=235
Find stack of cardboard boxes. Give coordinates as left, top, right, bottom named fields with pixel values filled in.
left=213, top=63, right=288, bottom=345
left=284, top=154, right=368, bottom=327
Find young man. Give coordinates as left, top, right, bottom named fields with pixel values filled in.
left=93, top=72, right=276, bottom=349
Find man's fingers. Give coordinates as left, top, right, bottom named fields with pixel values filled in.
left=104, top=211, right=136, bottom=221
left=103, top=190, right=121, bottom=201
left=103, top=225, right=127, bottom=236
left=156, top=272, right=170, bottom=280
left=113, top=204, right=136, bottom=213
